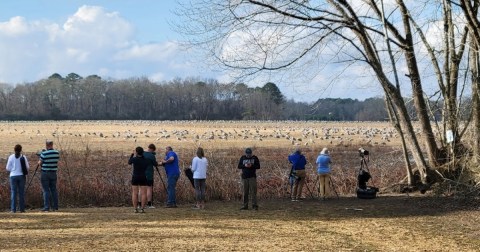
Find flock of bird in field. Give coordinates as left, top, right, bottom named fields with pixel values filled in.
left=0, top=121, right=428, bottom=154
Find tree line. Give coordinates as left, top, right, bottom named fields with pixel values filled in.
left=0, top=73, right=393, bottom=121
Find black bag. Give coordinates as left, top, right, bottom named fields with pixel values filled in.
left=357, top=170, right=371, bottom=190
left=356, top=187, right=378, bottom=199
left=20, top=155, right=28, bottom=176
left=184, top=168, right=194, bottom=188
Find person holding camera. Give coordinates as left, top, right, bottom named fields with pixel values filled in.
left=238, top=148, right=260, bottom=210
left=143, top=144, right=158, bottom=208
left=316, top=147, right=332, bottom=200
left=288, top=147, right=307, bottom=202
left=160, top=146, right=180, bottom=208
left=128, top=146, right=149, bottom=213
left=191, top=147, right=208, bottom=209
left=38, top=140, right=60, bottom=212
left=6, top=144, right=29, bottom=213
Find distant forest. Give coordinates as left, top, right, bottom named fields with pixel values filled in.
left=0, top=73, right=449, bottom=121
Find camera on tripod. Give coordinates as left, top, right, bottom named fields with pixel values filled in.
left=358, top=147, right=369, bottom=158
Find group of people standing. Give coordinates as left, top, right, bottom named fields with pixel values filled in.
left=5, top=141, right=332, bottom=214
left=128, top=144, right=209, bottom=213
left=6, top=140, right=60, bottom=213
left=288, top=147, right=332, bottom=201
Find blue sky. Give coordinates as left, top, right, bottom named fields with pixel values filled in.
left=0, top=0, right=381, bottom=102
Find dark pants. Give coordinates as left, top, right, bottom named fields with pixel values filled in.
left=242, top=177, right=257, bottom=208
left=194, top=179, right=206, bottom=202
left=41, top=171, right=58, bottom=210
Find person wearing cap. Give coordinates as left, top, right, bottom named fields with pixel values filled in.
left=38, top=140, right=60, bottom=212
left=237, top=148, right=260, bottom=210
left=6, top=144, right=29, bottom=213
left=316, top=147, right=332, bottom=200
left=288, top=147, right=307, bottom=201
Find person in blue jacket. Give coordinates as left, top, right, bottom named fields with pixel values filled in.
left=316, top=147, right=332, bottom=200
left=160, top=146, right=180, bottom=208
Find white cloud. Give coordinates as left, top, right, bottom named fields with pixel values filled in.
left=0, top=16, right=30, bottom=37
left=0, top=5, right=192, bottom=84
left=114, top=41, right=179, bottom=62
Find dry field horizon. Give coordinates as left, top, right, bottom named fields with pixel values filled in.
left=0, top=120, right=403, bottom=157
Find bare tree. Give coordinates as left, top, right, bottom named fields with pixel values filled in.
left=177, top=0, right=480, bottom=186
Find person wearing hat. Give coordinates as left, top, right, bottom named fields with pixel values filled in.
left=316, top=147, right=332, bottom=200
left=237, top=148, right=260, bottom=210
left=288, top=147, right=307, bottom=201
left=38, top=140, right=60, bottom=212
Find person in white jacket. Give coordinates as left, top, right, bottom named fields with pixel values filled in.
left=191, top=147, right=208, bottom=209
left=6, top=144, right=29, bottom=213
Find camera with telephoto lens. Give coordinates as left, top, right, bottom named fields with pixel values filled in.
left=358, top=147, right=369, bottom=157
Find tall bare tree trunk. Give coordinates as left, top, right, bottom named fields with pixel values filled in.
left=470, top=40, right=480, bottom=163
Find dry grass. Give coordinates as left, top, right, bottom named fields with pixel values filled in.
left=0, top=197, right=478, bottom=251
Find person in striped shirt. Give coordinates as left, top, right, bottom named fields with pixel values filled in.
left=38, top=140, right=60, bottom=212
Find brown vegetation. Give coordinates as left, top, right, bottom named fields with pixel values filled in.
left=0, top=121, right=407, bottom=209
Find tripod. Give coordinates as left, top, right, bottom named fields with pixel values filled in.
left=25, top=164, right=40, bottom=193
left=329, top=176, right=339, bottom=199
left=358, top=154, right=376, bottom=189
left=154, top=166, right=167, bottom=192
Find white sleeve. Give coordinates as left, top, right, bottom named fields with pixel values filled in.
left=6, top=155, right=13, bottom=171
left=191, top=157, right=197, bottom=172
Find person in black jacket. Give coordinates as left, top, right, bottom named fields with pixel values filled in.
left=237, top=148, right=260, bottom=210
left=128, top=146, right=149, bottom=213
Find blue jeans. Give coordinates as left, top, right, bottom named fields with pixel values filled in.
left=167, top=174, right=179, bottom=206
left=41, top=171, right=58, bottom=210
left=10, top=175, right=26, bottom=212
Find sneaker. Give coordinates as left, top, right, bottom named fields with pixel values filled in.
left=41, top=209, right=49, bottom=212
left=192, top=206, right=200, bottom=210
left=240, top=206, right=248, bottom=210
left=134, top=208, right=139, bottom=213
left=147, top=205, right=156, bottom=209
left=291, top=199, right=298, bottom=202
left=140, top=208, right=145, bottom=213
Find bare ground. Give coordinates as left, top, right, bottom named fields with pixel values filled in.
left=0, top=195, right=478, bottom=251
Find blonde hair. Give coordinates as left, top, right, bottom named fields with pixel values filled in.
left=320, top=147, right=329, bottom=155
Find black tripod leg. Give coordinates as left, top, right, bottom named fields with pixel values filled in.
left=25, top=164, right=40, bottom=193
left=329, top=176, right=339, bottom=199
left=155, top=166, right=167, bottom=192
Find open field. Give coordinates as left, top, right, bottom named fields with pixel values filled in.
left=0, top=120, right=403, bottom=156
left=0, top=196, right=478, bottom=251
